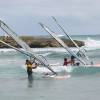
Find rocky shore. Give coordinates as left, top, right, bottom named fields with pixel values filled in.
left=0, top=36, right=84, bottom=48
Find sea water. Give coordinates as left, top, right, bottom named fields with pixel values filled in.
left=0, top=35, right=100, bottom=100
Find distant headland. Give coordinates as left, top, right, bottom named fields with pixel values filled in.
left=0, top=36, right=84, bottom=48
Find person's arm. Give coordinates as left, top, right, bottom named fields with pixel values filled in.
left=68, top=60, right=72, bottom=64
left=32, top=63, right=38, bottom=69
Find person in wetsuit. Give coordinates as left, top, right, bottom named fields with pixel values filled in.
left=71, top=55, right=75, bottom=65
left=25, top=59, right=38, bottom=79
left=63, top=58, right=71, bottom=66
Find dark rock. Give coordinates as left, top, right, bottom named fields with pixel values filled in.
left=0, top=36, right=84, bottom=48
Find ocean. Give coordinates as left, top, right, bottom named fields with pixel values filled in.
left=0, top=35, right=100, bottom=100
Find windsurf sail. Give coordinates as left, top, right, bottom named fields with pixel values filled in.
left=52, top=17, right=90, bottom=64
left=40, top=23, right=86, bottom=65
left=0, top=20, right=31, bottom=51
left=0, top=40, right=32, bottom=57
left=0, top=40, right=56, bottom=74
left=0, top=20, right=56, bottom=75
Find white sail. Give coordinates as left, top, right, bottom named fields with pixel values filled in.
left=0, top=20, right=56, bottom=74
left=0, top=20, right=31, bottom=51
left=40, top=23, right=86, bottom=65
left=52, top=17, right=90, bottom=64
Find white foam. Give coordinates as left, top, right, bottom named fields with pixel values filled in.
left=0, top=38, right=100, bottom=55
left=84, top=37, right=100, bottom=50
left=22, top=65, right=73, bottom=73
left=0, top=48, right=73, bottom=54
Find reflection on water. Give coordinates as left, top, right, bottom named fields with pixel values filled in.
left=27, top=75, right=33, bottom=88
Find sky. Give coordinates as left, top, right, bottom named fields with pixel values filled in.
left=0, top=0, right=100, bottom=36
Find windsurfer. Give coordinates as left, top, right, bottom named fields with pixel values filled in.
left=25, top=59, right=38, bottom=79
left=63, top=58, right=71, bottom=66
left=71, top=55, right=75, bottom=65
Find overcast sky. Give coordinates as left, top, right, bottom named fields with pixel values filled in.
left=0, top=0, right=100, bottom=36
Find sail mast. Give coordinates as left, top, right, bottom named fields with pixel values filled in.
left=52, top=17, right=90, bottom=64
left=0, top=20, right=56, bottom=74
left=40, top=23, right=86, bottom=65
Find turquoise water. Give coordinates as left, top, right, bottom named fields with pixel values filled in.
left=0, top=35, right=100, bottom=100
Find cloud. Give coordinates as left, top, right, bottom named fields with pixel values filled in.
left=0, top=0, right=100, bottom=35
left=0, top=0, right=100, bottom=17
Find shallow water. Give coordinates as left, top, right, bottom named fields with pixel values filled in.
left=0, top=73, right=100, bottom=100
left=0, top=47, right=100, bottom=100
left=0, top=35, right=100, bottom=100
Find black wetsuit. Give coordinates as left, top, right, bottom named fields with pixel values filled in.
left=27, top=67, right=32, bottom=76
left=71, top=56, right=75, bottom=65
